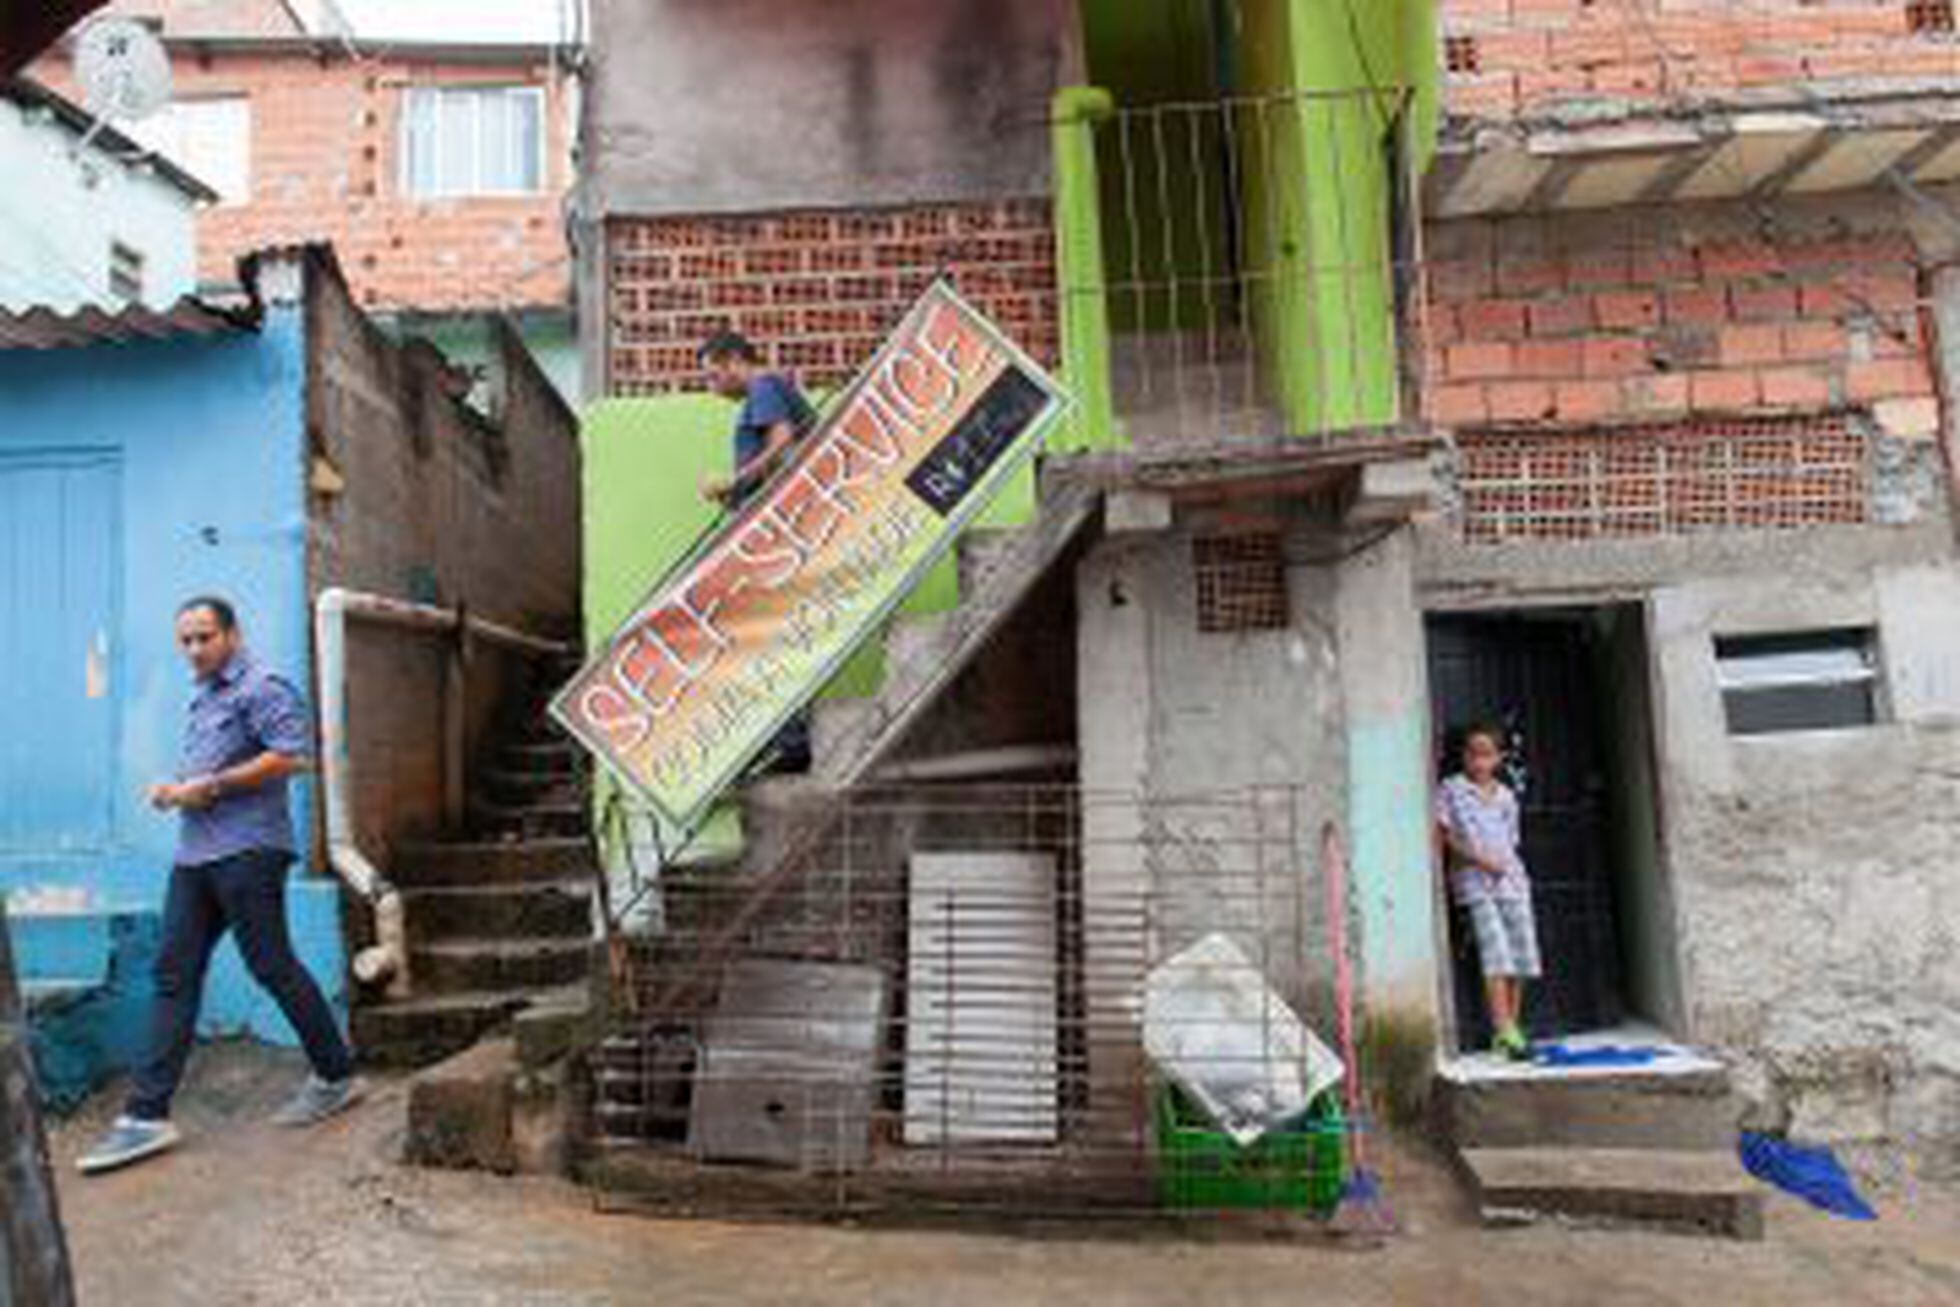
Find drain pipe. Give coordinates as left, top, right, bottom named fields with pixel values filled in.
left=314, top=587, right=573, bottom=1001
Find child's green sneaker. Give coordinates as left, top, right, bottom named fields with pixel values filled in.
left=1494, top=1025, right=1531, bottom=1060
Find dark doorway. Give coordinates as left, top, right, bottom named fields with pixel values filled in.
left=1427, top=610, right=1653, bottom=1052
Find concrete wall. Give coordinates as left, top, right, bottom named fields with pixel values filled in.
left=1421, top=520, right=1960, bottom=1167
left=1592, top=605, right=1683, bottom=1035
left=1651, top=563, right=1960, bottom=1168
left=1075, top=507, right=1435, bottom=1037
left=388, top=310, right=583, bottom=411
left=0, top=297, right=341, bottom=1050
left=582, top=0, right=1077, bottom=218
left=0, top=91, right=199, bottom=312
left=305, top=251, right=581, bottom=866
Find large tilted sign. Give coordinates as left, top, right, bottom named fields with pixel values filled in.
left=553, top=281, right=1070, bottom=828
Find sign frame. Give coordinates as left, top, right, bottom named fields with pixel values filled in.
left=551, top=279, right=1072, bottom=831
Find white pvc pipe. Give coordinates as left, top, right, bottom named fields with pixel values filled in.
left=313, top=586, right=573, bottom=999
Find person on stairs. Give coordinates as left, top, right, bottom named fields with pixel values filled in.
left=696, top=328, right=818, bottom=774
left=1435, top=721, right=1543, bottom=1061
left=79, top=597, right=363, bottom=1175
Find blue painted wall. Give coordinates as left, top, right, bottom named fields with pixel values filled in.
left=0, top=304, right=347, bottom=1081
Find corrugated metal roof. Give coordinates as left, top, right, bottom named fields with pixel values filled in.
left=0, top=296, right=258, bottom=351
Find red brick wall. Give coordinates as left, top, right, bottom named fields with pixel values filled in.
left=35, top=50, right=573, bottom=312
left=605, top=199, right=1058, bottom=395
left=1443, top=0, right=1960, bottom=120
left=1427, top=206, right=1943, bottom=538
left=1427, top=214, right=1935, bottom=430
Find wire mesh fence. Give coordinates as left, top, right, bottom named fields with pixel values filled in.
left=584, top=783, right=1369, bottom=1222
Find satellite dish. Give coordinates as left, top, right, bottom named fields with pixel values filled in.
left=75, top=17, right=173, bottom=124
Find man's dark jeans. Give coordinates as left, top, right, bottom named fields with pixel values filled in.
left=127, top=849, right=354, bottom=1121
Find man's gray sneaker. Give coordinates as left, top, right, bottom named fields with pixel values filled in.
left=272, top=1074, right=366, bottom=1127
left=77, top=1116, right=182, bottom=1174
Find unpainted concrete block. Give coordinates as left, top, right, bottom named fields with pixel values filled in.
left=406, top=1037, right=519, bottom=1173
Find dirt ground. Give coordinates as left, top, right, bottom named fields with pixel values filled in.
left=43, top=1043, right=1960, bottom=1306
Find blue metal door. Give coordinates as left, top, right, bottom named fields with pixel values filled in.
left=0, top=452, right=121, bottom=854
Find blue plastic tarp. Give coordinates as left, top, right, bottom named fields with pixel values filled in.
left=1739, top=1131, right=1877, bottom=1221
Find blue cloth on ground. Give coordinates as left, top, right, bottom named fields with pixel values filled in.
left=1738, top=1131, right=1877, bottom=1221
left=1530, top=1042, right=1661, bottom=1068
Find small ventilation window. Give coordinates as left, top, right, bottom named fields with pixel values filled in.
left=1908, top=1, right=1956, bottom=34
left=108, top=241, right=144, bottom=304
left=1715, top=628, right=1881, bottom=736
left=1193, top=533, right=1288, bottom=633
left=1444, top=34, right=1483, bottom=75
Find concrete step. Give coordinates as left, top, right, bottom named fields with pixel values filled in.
left=883, top=611, right=957, bottom=669
left=481, top=768, right=582, bottom=806
left=735, top=776, right=839, bottom=877
left=470, top=798, right=588, bottom=841
left=411, top=937, right=592, bottom=992
left=406, top=1037, right=525, bottom=1172
left=957, top=527, right=1021, bottom=596
left=499, top=740, right=581, bottom=775
left=1459, top=1147, right=1764, bottom=1240
left=404, top=1035, right=576, bottom=1176
left=352, top=983, right=585, bottom=1068
left=402, top=880, right=593, bottom=943
left=1434, top=1052, right=1739, bottom=1152
left=809, top=479, right=1100, bottom=788
left=394, top=838, right=597, bottom=888
left=810, top=698, right=882, bottom=770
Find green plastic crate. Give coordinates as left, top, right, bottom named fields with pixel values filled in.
left=1153, top=1084, right=1348, bottom=1215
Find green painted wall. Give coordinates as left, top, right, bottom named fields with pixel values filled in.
left=578, top=383, right=1037, bottom=850
left=1286, top=0, right=1436, bottom=434
left=1067, top=0, right=1438, bottom=441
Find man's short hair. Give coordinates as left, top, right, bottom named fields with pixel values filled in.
left=178, top=595, right=238, bottom=631
left=698, top=328, right=761, bottom=364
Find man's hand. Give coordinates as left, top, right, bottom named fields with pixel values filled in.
left=698, top=471, right=733, bottom=505
left=148, top=778, right=219, bottom=811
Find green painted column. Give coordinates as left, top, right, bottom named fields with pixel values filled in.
left=1049, top=85, right=1121, bottom=454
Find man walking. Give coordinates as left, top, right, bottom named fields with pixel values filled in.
left=696, top=327, right=818, bottom=511
left=696, top=329, right=818, bottom=772
left=79, top=598, right=361, bottom=1174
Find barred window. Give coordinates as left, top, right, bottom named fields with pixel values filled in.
left=1193, top=533, right=1288, bottom=633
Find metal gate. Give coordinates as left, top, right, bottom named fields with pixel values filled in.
left=584, top=784, right=1368, bottom=1223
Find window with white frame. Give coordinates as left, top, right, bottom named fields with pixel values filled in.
left=126, top=97, right=252, bottom=205
left=1715, top=628, right=1883, bottom=736
left=400, top=85, right=545, bottom=199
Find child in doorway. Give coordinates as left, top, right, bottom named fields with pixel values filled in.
left=1435, top=722, right=1541, bottom=1059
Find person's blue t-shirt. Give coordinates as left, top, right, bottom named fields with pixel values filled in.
left=733, top=373, right=816, bottom=496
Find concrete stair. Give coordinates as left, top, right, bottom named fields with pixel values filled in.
left=1435, top=1043, right=1762, bottom=1239
left=1459, top=1146, right=1764, bottom=1239
left=353, top=687, right=599, bottom=1071
left=809, top=478, right=1100, bottom=788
